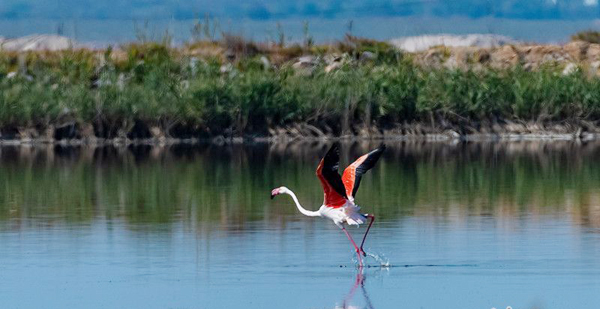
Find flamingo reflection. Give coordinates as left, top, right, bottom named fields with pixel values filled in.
left=338, top=267, right=375, bottom=309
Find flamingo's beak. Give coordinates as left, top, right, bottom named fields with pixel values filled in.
left=270, top=188, right=280, bottom=199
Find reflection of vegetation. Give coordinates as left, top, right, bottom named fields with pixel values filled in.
left=1, top=142, right=600, bottom=231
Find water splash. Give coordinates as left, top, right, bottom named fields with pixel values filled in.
left=365, top=251, right=390, bottom=267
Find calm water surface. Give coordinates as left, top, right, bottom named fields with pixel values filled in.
left=1, top=142, right=600, bottom=308
left=2, top=17, right=599, bottom=44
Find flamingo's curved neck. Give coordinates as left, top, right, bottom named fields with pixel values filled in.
left=283, top=190, right=321, bottom=217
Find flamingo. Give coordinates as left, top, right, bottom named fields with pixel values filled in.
left=271, top=143, right=386, bottom=267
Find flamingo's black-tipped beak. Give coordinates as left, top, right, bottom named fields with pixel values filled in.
left=270, top=193, right=275, bottom=199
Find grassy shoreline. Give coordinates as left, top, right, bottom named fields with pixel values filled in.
left=2, top=36, right=600, bottom=142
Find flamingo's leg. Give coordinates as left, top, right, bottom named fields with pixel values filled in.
left=359, top=214, right=375, bottom=257
left=342, top=227, right=363, bottom=268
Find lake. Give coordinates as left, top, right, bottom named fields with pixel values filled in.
left=1, top=141, right=600, bottom=308
left=2, top=16, right=598, bottom=45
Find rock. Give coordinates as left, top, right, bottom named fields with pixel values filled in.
left=390, top=34, right=517, bottom=52
left=491, top=45, right=520, bottom=69
left=324, top=53, right=353, bottom=73
left=586, top=44, right=600, bottom=61
left=444, top=56, right=459, bottom=70
left=224, top=49, right=236, bottom=61
left=471, top=49, right=491, bottom=64
left=42, top=126, right=55, bottom=142
left=19, top=127, right=39, bottom=141
left=523, top=62, right=534, bottom=71
left=296, top=55, right=317, bottom=64
left=588, top=61, right=600, bottom=77
left=562, top=62, right=578, bottom=75
left=419, top=47, right=449, bottom=68
left=359, top=51, right=376, bottom=62
left=109, top=48, right=128, bottom=63
left=443, top=47, right=481, bottom=70
left=54, top=123, right=79, bottom=140
left=292, top=55, right=318, bottom=76
left=324, top=54, right=342, bottom=65
left=259, top=56, right=271, bottom=70
left=325, top=61, right=343, bottom=73
left=80, top=124, right=96, bottom=141
left=150, top=126, right=166, bottom=139
left=0, top=35, right=78, bottom=51
left=446, top=130, right=461, bottom=139
left=564, top=41, right=589, bottom=62
left=5, top=71, right=33, bottom=81
left=522, top=45, right=566, bottom=69
left=220, top=63, right=233, bottom=74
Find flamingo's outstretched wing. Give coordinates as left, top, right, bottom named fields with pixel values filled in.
left=342, top=144, right=386, bottom=200
left=316, top=144, right=348, bottom=208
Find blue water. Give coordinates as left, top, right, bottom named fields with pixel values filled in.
left=2, top=217, right=599, bottom=308
left=1, top=143, right=600, bottom=308
left=1, top=16, right=597, bottom=44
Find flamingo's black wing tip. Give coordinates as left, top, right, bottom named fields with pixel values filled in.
left=324, top=142, right=341, bottom=161
left=329, top=142, right=340, bottom=153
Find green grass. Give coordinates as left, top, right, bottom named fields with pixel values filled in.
left=1, top=42, right=600, bottom=138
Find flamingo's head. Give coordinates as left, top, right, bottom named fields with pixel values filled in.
left=270, top=186, right=288, bottom=199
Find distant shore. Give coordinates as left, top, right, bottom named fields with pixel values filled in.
left=3, top=33, right=600, bottom=144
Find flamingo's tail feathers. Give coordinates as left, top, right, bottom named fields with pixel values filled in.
left=344, top=206, right=367, bottom=226
left=346, top=217, right=366, bottom=226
